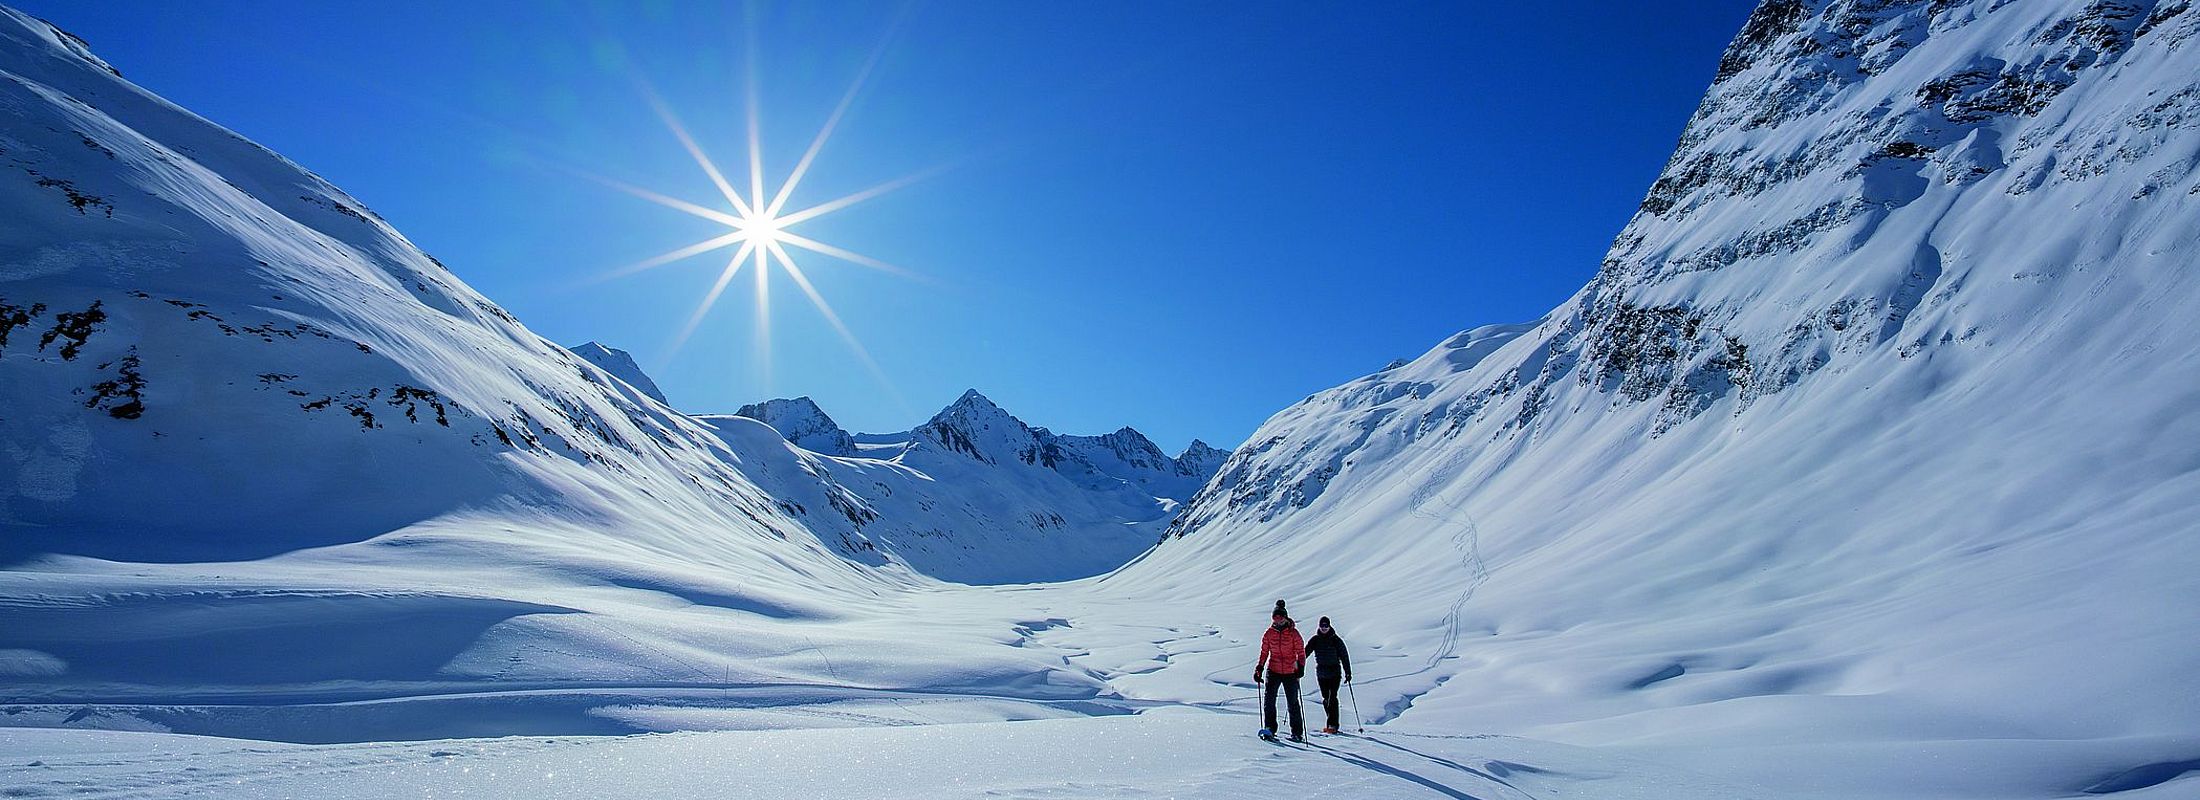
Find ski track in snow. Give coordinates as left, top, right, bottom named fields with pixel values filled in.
left=1405, top=456, right=1495, bottom=673
left=1339, top=454, right=1494, bottom=726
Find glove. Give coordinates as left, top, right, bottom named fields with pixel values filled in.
left=1253, top=669, right=1264, bottom=684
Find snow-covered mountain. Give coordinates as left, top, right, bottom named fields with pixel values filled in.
left=730, top=396, right=858, bottom=455
left=1171, top=438, right=1230, bottom=480
left=0, top=0, right=1219, bottom=586
left=700, top=388, right=1229, bottom=583
left=0, top=5, right=851, bottom=571
left=0, top=4, right=1092, bottom=731
left=569, top=341, right=668, bottom=405
left=904, top=389, right=1224, bottom=508
left=0, top=1, right=1236, bottom=752
left=1108, top=0, right=2200, bottom=794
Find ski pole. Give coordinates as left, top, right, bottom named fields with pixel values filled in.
left=1347, top=678, right=1363, bottom=732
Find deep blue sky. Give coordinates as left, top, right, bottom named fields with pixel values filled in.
left=18, top=1, right=1757, bottom=451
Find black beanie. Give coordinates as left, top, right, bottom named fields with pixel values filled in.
left=1273, top=600, right=1288, bottom=617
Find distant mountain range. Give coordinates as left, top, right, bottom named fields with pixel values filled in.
left=569, top=344, right=1229, bottom=583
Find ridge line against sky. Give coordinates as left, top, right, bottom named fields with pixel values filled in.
left=10, top=0, right=1759, bottom=451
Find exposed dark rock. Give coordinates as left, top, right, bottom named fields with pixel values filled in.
left=38, top=301, right=104, bottom=360
left=0, top=300, right=47, bottom=350
left=1717, top=0, right=1810, bottom=81
left=33, top=176, right=112, bottom=216
left=84, top=348, right=145, bottom=419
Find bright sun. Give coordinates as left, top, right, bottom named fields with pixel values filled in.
left=738, top=212, right=783, bottom=246
left=583, top=35, right=934, bottom=394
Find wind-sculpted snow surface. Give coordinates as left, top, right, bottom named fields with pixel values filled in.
left=1122, top=0, right=2200, bottom=796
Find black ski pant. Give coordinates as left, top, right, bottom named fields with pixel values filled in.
left=1263, top=671, right=1304, bottom=738
left=1317, top=669, right=1343, bottom=730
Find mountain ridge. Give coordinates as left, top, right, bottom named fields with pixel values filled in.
left=688, top=384, right=1234, bottom=582
left=715, top=385, right=1232, bottom=498
left=569, top=341, right=669, bottom=406
left=1116, top=0, right=2200, bottom=789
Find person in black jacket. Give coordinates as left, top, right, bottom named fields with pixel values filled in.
left=1302, top=616, right=1353, bottom=733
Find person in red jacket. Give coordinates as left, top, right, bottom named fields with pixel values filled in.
left=1254, top=599, right=1307, bottom=741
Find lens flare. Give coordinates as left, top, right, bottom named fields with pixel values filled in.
left=594, top=22, right=929, bottom=394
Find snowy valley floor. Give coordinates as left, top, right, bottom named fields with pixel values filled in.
left=7, top=569, right=2196, bottom=799
left=2, top=577, right=1757, bottom=799
left=2, top=710, right=1773, bottom=800
left=0, top=569, right=1772, bottom=798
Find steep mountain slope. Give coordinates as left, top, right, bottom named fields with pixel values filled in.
left=1106, top=0, right=2200, bottom=794
left=0, top=6, right=1242, bottom=740
left=0, top=6, right=1102, bottom=730
left=705, top=390, right=1230, bottom=584
left=0, top=7, right=831, bottom=568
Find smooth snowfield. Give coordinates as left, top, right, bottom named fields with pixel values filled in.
left=0, top=711, right=1780, bottom=800
left=6, top=571, right=2192, bottom=798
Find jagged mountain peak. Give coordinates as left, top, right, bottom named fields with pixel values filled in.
left=1177, top=439, right=1228, bottom=462
left=1053, top=426, right=1171, bottom=474
left=738, top=388, right=1232, bottom=493
left=937, top=388, right=1011, bottom=416
left=707, top=385, right=1231, bottom=581
left=733, top=396, right=856, bottom=456
left=1172, top=439, right=1231, bottom=478
left=569, top=341, right=668, bottom=405
left=917, top=389, right=1040, bottom=465
left=1098, top=425, right=1162, bottom=450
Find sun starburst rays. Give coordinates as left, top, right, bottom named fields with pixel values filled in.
left=594, top=56, right=937, bottom=393
left=640, top=82, right=753, bottom=219
left=767, top=239, right=893, bottom=389
left=664, top=239, right=757, bottom=358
